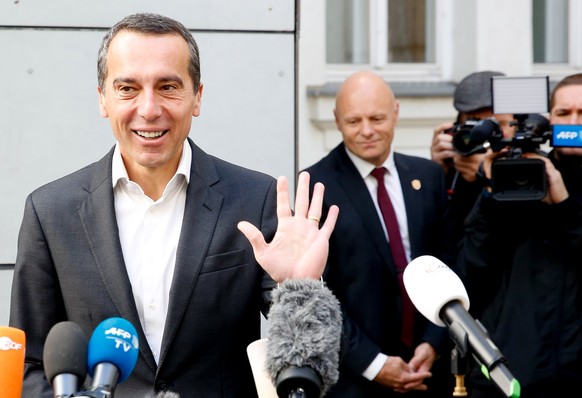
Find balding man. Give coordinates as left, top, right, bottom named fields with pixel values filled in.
left=305, top=71, right=455, bottom=397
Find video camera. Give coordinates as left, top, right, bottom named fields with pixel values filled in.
left=451, top=76, right=552, bottom=201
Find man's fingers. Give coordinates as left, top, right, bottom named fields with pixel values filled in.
left=276, top=176, right=292, bottom=220
left=237, top=221, right=267, bottom=254
left=307, top=181, right=325, bottom=222
left=294, top=171, right=311, bottom=217
left=320, top=205, right=339, bottom=238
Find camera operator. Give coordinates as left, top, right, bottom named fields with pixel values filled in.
left=456, top=73, right=582, bottom=397
left=431, top=71, right=515, bottom=244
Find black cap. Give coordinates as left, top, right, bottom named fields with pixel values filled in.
left=453, top=71, right=506, bottom=113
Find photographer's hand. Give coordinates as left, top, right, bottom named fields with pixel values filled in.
left=453, top=152, right=485, bottom=183
left=431, top=122, right=455, bottom=173
left=480, top=148, right=509, bottom=192
left=523, top=153, right=569, bottom=204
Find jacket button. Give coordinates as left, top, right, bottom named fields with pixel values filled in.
left=156, top=381, right=168, bottom=391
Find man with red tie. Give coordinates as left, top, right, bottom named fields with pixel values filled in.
left=305, top=71, right=456, bottom=397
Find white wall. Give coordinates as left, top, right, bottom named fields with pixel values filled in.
left=0, top=0, right=297, bottom=325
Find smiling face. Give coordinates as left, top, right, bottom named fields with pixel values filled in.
left=98, top=30, right=202, bottom=178
left=334, top=72, right=399, bottom=166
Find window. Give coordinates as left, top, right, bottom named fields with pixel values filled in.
left=326, top=0, right=437, bottom=71
left=532, top=0, right=568, bottom=63
left=533, top=0, right=582, bottom=74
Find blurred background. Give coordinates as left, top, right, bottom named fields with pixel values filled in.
left=0, top=0, right=575, bottom=323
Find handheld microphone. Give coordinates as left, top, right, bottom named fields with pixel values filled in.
left=403, top=255, right=521, bottom=398
left=266, top=279, right=342, bottom=398
left=77, top=317, right=139, bottom=398
left=0, top=326, right=26, bottom=398
left=43, top=321, right=88, bottom=398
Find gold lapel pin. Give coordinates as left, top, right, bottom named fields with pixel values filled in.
left=411, top=179, right=421, bottom=190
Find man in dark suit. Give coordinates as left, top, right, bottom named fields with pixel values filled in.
left=305, top=71, right=455, bottom=397
left=9, top=13, right=339, bottom=398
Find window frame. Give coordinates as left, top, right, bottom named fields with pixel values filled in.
left=533, top=0, right=582, bottom=77
left=325, top=0, right=450, bottom=83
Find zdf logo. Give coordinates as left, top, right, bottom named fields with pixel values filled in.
left=0, top=336, right=23, bottom=351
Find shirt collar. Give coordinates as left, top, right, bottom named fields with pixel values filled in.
left=344, top=145, right=396, bottom=179
left=112, top=140, right=192, bottom=188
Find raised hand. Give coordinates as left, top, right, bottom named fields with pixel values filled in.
left=238, top=171, right=339, bottom=282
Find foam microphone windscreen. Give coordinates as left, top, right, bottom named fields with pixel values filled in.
left=266, top=279, right=342, bottom=396
left=43, top=321, right=88, bottom=394
left=87, top=317, right=139, bottom=384
left=0, top=326, right=26, bottom=398
left=403, top=255, right=470, bottom=327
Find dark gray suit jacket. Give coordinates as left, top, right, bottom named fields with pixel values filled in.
left=305, top=143, right=455, bottom=397
left=10, top=138, right=277, bottom=397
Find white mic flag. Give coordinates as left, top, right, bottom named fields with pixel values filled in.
left=403, top=255, right=470, bottom=327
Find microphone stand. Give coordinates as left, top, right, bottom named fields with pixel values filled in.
left=450, top=344, right=469, bottom=397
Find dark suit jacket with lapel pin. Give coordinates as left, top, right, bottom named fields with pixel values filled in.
left=305, top=143, right=456, bottom=397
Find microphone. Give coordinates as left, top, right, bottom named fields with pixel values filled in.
left=76, top=317, right=139, bottom=398
left=403, top=255, right=521, bottom=398
left=43, top=321, right=88, bottom=398
left=0, top=326, right=26, bottom=398
left=265, top=279, right=342, bottom=398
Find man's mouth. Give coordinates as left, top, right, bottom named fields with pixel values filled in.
left=134, top=130, right=167, bottom=138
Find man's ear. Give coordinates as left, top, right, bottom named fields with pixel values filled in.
left=97, top=86, right=109, bottom=118
left=192, top=83, right=204, bottom=117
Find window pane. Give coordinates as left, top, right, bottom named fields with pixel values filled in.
left=533, top=0, right=568, bottom=63
left=387, top=0, right=435, bottom=63
left=326, top=0, right=370, bottom=64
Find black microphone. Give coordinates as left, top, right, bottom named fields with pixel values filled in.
left=73, top=317, right=139, bottom=398
left=403, top=256, right=521, bottom=398
left=265, top=279, right=342, bottom=398
left=43, top=321, right=88, bottom=398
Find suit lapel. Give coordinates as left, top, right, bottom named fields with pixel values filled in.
left=394, top=153, right=421, bottom=258
left=77, top=150, right=140, bottom=321
left=158, top=140, right=224, bottom=366
left=77, top=150, right=157, bottom=372
left=333, top=147, right=394, bottom=270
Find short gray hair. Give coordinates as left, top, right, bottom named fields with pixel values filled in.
left=97, top=13, right=201, bottom=93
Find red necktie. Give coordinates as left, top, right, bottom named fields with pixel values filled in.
left=371, top=167, right=414, bottom=347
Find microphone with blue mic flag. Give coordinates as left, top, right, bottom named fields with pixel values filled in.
left=44, top=317, right=139, bottom=398
left=74, top=317, right=139, bottom=398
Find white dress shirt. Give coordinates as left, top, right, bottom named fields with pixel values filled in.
left=345, top=146, right=411, bottom=380
left=112, top=140, right=191, bottom=364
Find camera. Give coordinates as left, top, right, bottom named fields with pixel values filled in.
left=452, top=76, right=552, bottom=201
left=448, top=119, right=495, bottom=156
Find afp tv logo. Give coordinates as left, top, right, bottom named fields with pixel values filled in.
left=552, top=124, right=582, bottom=147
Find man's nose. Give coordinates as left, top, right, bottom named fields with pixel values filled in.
left=361, top=120, right=374, bottom=136
left=137, top=91, right=163, bottom=121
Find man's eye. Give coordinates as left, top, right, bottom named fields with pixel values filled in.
left=117, top=86, right=135, bottom=95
